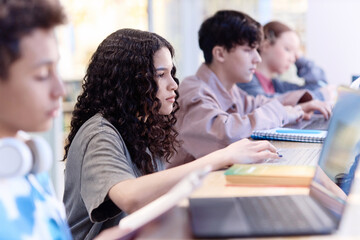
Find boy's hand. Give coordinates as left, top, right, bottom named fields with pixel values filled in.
left=298, top=100, right=332, bottom=120
left=284, top=105, right=304, bottom=124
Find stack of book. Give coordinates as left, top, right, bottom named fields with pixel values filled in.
left=224, top=164, right=315, bottom=187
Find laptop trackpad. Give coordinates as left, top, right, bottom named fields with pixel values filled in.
left=189, top=197, right=251, bottom=238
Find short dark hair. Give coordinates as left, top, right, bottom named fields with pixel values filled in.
left=0, top=0, right=66, bottom=79
left=198, top=10, right=262, bottom=64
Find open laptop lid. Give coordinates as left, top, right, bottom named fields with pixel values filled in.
left=283, top=85, right=358, bottom=130
left=310, top=88, right=360, bottom=226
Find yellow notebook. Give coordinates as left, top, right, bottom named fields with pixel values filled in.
left=224, top=164, right=315, bottom=187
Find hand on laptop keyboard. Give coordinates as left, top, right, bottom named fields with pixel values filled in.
left=262, top=150, right=283, bottom=164
left=224, top=139, right=280, bottom=164
left=284, top=105, right=304, bottom=124
left=298, top=100, right=332, bottom=120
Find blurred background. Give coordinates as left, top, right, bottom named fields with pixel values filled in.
left=48, top=0, right=360, bottom=198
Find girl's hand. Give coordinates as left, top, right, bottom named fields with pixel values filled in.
left=223, top=138, right=280, bottom=165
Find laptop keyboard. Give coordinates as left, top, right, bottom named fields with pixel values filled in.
left=284, top=114, right=330, bottom=130
left=265, top=148, right=321, bottom=166
left=304, top=117, right=330, bottom=130
left=236, top=195, right=335, bottom=235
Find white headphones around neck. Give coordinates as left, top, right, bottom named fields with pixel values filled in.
left=350, top=77, right=360, bottom=89
left=0, top=135, right=52, bottom=178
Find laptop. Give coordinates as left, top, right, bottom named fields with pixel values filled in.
left=273, top=86, right=360, bottom=165
left=103, top=166, right=211, bottom=240
left=284, top=85, right=359, bottom=131
left=284, top=113, right=330, bottom=130
left=265, top=147, right=321, bottom=166
left=189, top=90, right=360, bottom=238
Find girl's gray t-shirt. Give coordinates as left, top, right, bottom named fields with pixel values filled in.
left=63, top=114, right=164, bottom=240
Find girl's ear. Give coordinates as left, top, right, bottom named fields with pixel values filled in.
left=212, top=46, right=226, bottom=63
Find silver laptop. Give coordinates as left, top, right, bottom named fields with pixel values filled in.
left=284, top=113, right=330, bottom=130
left=189, top=90, right=360, bottom=238
left=283, top=85, right=359, bottom=131
left=265, top=147, right=321, bottom=166
left=269, top=86, right=360, bottom=166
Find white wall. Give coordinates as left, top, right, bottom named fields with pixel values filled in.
left=307, top=0, right=360, bottom=85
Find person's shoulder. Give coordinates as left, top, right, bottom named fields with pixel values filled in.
left=179, top=64, right=209, bottom=88
left=0, top=175, right=31, bottom=196
left=0, top=174, right=70, bottom=238
left=82, top=113, right=107, bottom=126
left=178, top=75, right=202, bottom=94
left=80, top=114, right=117, bottom=135
left=33, top=172, right=54, bottom=192
left=180, top=74, right=198, bottom=86
left=180, top=74, right=217, bottom=97
left=237, top=75, right=260, bottom=89
left=74, top=114, right=122, bottom=147
left=0, top=177, right=42, bottom=238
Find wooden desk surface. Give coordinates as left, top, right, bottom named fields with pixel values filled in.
left=134, top=141, right=360, bottom=239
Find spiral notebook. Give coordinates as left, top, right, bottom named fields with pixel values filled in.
left=251, top=128, right=327, bottom=143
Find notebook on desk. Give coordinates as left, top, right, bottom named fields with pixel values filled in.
left=189, top=90, right=360, bottom=238
left=251, top=128, right=327, bottom=143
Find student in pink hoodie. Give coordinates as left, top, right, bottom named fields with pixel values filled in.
left=173, top=10, right=331, bottom=166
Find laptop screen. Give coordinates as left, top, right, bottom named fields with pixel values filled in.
left=310, top=90, right=360, bottom=224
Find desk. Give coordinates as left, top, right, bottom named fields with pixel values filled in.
left=111, top=141, right=360, bottom=239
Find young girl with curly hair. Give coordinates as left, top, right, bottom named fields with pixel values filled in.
left=62, top=28, right=280, bottom=240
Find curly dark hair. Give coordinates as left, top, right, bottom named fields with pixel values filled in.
left=199, top=10, right=263, bottom=64
left=0, top=0, right=66, bottom=79
left=63, top=28, right=180, bottom=175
